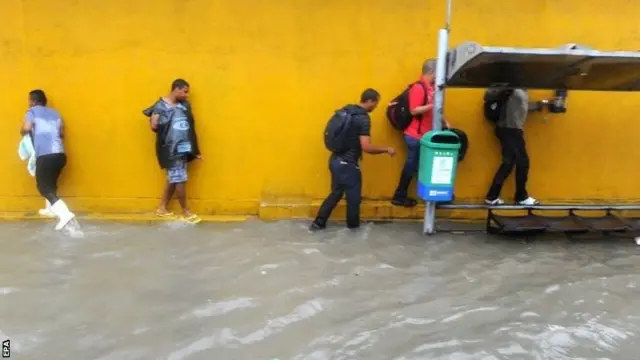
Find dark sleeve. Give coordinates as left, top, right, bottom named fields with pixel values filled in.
left=189, top=121, right=201, bottom=156
left=356, top=115, right=371, bottom=137
left=185, top=102, right=201, bottom=157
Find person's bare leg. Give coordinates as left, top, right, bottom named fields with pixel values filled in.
left=157, top=182, right=176, bottom=214
left=174, top=182, right=192, bottom=217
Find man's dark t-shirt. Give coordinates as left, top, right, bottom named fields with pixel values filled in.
left=332, top=104, right=371, bottom=164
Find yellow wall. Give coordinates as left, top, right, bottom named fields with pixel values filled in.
left=1, top=0, right=639, bottom=219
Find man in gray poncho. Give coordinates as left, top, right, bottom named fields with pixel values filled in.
left=143, top=79, right=202, bottom=223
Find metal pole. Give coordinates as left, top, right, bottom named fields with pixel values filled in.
left=423, top=0, right=452, bottom=235
left=445, top=0, right=453, bottom=30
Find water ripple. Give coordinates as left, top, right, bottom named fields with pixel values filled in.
left=182, top=297, right=258, bottom=319
left=1, top=221, right=639, bottom=359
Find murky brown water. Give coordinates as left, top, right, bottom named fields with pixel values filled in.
left=1, top=220, right=639, bottom=360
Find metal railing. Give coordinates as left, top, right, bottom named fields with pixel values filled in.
left=437, top=204, right=640, bottom=211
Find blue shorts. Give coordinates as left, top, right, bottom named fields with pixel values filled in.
left=166, top=159, right=188, bottom=184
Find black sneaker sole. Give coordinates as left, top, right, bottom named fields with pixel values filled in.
left=309, top=223, right=326, bottom=231
left=391, top=199, right=418, bottom=208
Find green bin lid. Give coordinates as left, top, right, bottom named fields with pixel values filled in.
left=420, top=130, right=461, bottom=149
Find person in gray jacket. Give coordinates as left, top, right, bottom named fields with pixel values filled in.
left=484, top=87, right=543, bottom=206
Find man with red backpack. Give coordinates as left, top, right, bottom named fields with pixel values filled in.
left=390, top=59, right=450, bottom=207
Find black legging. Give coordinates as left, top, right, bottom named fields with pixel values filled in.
left=35, top=153, right=67, bottom=204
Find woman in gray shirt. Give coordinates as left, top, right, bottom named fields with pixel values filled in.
left=20, top=90, right=76, bottom=231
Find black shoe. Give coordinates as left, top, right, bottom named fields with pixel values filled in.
left=391, top=197, right=418, bottom=208
left=309, top=222, right=326, bottom=232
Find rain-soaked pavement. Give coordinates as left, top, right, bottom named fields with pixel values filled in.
left=1, top=219, right=640, bottom=360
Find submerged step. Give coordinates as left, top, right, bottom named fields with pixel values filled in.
left=619, top=217, right=640, bottom=231
left=490, top=214, right=547, bottom=233
left=532, top=215, right=590, bottom=233
left=577, top=215, right=630, bottom=232
left=488, top=213, right=637, bottom=234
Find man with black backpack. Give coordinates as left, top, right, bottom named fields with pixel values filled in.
left=389, top=59, right=451, bottom=207
left=484, top=86, right=544, bottom=206
left=310, top=88, right=396, bottom=231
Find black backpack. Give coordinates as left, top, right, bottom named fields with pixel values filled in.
left=387, top=82, right=427, bottom=131
left=483, top=89, right=513, bottom=123
left=445, top=127, right=469, bottom=161
left=324, top=109, right=354, bottom=153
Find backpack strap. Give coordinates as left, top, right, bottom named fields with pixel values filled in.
left=415, top=82, right=429, bottom=134
left=498, top=89, right=514, bottom=123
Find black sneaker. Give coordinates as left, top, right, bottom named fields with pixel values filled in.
left=309, top=222, right=326, bottom=231
left=391, top=197, right=418, bottom=208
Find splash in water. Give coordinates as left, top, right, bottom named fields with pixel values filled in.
left=62, top=218, right=84, bottom=238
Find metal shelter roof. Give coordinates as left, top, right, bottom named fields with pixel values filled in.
left=445, top=42, right=640, bottom=91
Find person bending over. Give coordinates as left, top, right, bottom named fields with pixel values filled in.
left=485, top=86, right=543, bottom=206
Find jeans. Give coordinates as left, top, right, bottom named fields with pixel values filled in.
left=393, top=135, right=421, bottom=199
left=486, top=127, right=530, bottom=202
left=313, top=158, right=363, bottom=228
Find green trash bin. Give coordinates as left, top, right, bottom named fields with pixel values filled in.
left=417, top=130, right=461, bottom=202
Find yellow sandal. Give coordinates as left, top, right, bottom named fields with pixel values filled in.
left=155, top=210, right=175, bottom=218
left=183, top=214, right=202, bottom=224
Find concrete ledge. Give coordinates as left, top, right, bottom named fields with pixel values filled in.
left=0, top=211, right=488, bottom=233
left=0, top=212, right=249, bottom=223
left=3, top=198, right=638, bottom=223
left=232, top=200, right=488, bottom=221
left=0, top=201, right=487, bottom=223
left=0, top=197, right=260, bottom=216
left=438, top=204, right=640, bottom=210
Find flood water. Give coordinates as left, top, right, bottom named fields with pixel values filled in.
left=1, top=220, right=639, bottom=360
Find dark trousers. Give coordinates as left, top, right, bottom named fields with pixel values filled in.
left=393, top=135, right=421, bottom=199
left=486, top=127, right=530, bottom=202
left=35, top=153, right=67, bottom=204
left=313, top=158, right=362, bottom=228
